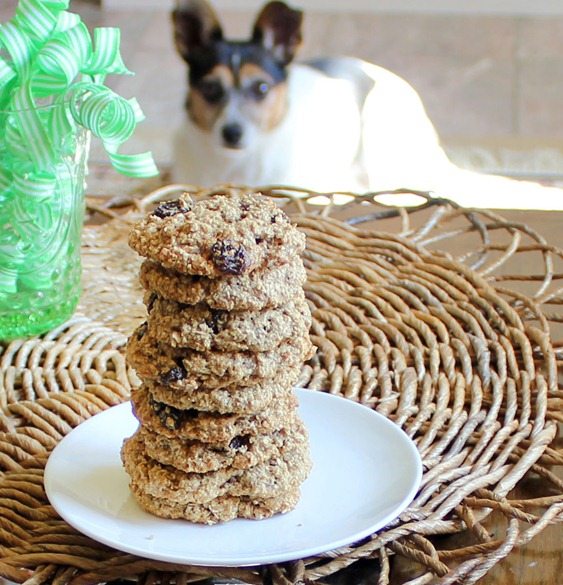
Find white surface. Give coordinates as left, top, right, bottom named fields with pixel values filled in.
left=44, top=389, right=422, bottom=567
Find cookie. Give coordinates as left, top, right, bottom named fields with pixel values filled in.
left=139, top=257, right=307, bottom=311
left=128, top=483, right=301, bottom=524
left=128, top=191, right=306, bottom=278
left=146, top=296, right=311, bottom=352
left=147, top=379, right=295, bottom=414
left=136, top=419, right=308, bottom=473
left=127, top=329, right=314, bottom=389
left=121, top=429, right=311, bottom=504
left=131, top=386, right=298, bottom=443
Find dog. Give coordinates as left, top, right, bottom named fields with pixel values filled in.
left=171, top=0, right=562, bottom=209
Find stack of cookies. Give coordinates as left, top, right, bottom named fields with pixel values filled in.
left=121, top=190, right=314, bottom=524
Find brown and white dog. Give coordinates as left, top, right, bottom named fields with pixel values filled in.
left=171, top=0, right=452, bottom=193
left=171, top=0, right=561, bottom=208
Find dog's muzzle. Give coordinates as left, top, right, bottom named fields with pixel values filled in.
left=221, top=123, right=244, bottom=149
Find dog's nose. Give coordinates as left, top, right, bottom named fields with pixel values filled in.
left=221, top=123, right=243, bottom=148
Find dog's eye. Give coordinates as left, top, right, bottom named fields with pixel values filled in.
left=248, top=80, right=270, bottom=101
left=198, top=80, right=225, bottom=104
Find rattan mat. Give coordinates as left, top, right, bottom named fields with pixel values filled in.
left=0, top=186, right=561, bottom=585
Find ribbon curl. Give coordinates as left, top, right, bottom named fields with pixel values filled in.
left=0, top=0, right=159, bottom=298
left=0, top=0, right=158, bottom=176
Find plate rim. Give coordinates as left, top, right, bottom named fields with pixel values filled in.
left=44, top=389, right=422, bottom=566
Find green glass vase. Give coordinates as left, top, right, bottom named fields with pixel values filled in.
left=0, top=104, right=90, bottom=341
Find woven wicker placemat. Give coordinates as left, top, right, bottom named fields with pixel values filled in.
left=0, top=185, right=561, bottom=585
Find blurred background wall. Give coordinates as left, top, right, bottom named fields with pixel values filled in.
left=100, top=0, right=563, bottom=187
left=2, top=0, right=562, bottom=190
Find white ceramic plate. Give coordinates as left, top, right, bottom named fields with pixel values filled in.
left=44, top=389, right=422, bottom=567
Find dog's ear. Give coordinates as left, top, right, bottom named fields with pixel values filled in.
left=252, top=1, right=303, bottom=65
left=172, top=0, right=223, bottom=63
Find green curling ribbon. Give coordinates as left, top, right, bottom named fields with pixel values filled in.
left=0, top=57, right=16, bottom=89
left=86, top=28, right=130, bottom=76
left=15, top=0, right=58, bottom=40
left=12, top=170, right=57, bottom=200
left=62, top=21, right=91, bottom=64
left=0, top=21, right=34, bottom=76
left=0, top=0, right=158, bottom=176
left=0, top=0, right=159, bottom=299
left=13, top=85, right=57, bottom=169
left=37, top=38, right=81, bottom=84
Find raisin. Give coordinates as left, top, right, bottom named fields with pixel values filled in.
left=160, top=361, right=187, bottom=384
left=146, top=293, right=157, bottom=313
left=151, top=399, right=181, bottom=430
left=207, top=309, right=224, bottom=334
left=210, top=240, right=250, bottom=275
left=152, top=197, right=192, bottom=218
left=135, top=321, right=148, bottom=340
left=229, top=435, right=250, bottom=450
left=150, top=398, right=198, bottom=430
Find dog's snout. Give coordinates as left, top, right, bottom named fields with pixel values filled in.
left=221, top=123, right=243, bottom=148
